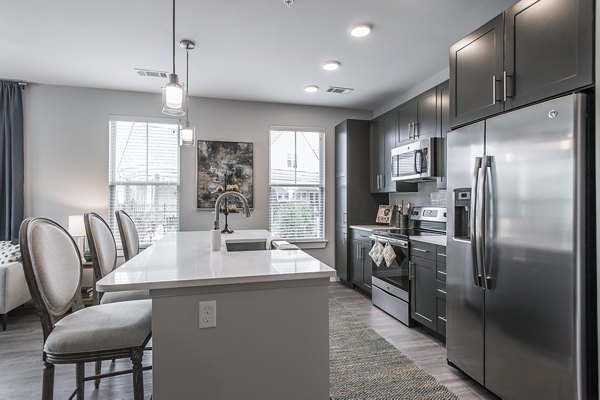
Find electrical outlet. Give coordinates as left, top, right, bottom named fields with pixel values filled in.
left=199, top=300, right=217, bottom=329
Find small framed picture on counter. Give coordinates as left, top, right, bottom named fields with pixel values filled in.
left=375, top=205, right=392, bottom=224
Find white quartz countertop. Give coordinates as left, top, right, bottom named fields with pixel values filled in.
left=410, top=235, right=447, bottom=247
left=97, top=230, right=335, bottom=291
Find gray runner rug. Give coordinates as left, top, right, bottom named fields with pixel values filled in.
left=329, top=298, right=458, bottom=400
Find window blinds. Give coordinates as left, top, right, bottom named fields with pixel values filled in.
left=269, top=129, right=325, bottom=240
left=109, top=120, right=180, bottom=247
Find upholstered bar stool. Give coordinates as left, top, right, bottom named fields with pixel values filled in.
left=84, top=212, right=149, bottom=304
left=19, top=217, right=151, bottom=400
left=115, top=210, right=140, bottom=261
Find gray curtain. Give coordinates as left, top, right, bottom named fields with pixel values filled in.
left=0, top=81, right=24, bottom=241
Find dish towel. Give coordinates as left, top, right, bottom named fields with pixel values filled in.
left=383, top=242, right=397, bottom=267
left=369, top=241, right=385, bottom=267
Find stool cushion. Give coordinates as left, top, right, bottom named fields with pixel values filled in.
left=44, top=299, right=151, bottom=354
left=100, top=289, right=149, bottom=305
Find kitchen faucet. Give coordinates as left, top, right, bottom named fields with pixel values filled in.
left=213, top=191, right=251, bottom=230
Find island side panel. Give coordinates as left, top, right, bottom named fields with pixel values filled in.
left=151, top=279, right=330, bottom=400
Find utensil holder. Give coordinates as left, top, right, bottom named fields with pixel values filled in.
left=399, top=215, right=409, bottom=229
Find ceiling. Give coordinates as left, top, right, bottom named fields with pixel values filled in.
left=1, top=0, right=517, bottom=111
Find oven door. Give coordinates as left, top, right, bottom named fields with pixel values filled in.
left=369, top=235, right=410, bottom=299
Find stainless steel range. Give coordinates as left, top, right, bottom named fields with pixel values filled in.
left=370, top=206, right=446, bottom=326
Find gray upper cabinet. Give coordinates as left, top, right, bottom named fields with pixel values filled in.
left=370, top=113, right=417, bottom=194
left=450, top=0, right=593, bottom=129
left=449, top=14, right=505, bottom=129
left=504, top=0, right=593, bottom=110
left=397, top=87, right=438, bottom=143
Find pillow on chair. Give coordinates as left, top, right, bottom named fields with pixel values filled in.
left=0, top=241, right=21, bottom=265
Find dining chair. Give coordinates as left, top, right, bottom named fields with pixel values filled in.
left=19, top=217, right=152, bottom=400
left=115, top=210, right=140, bottom=262
left=84, top=212, right=149, bottom=304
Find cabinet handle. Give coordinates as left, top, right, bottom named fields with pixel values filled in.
left=409, top=261, right=414, bottom=279
left=437, top=253, right=446, bottom=257
left=412, top=247, right=429, bottom=253
left=492, top=75, right=497, bottom=105
left=343, top=233, right=347, bottom=245
left=503, top=71, right=512, bottom=101
left=413, top=122, right=419, bottom=138
left=438, top=316, right=447, bottom=322
left=381, top=175, right=385, bottom=188
left=343, top=212, right=347, bottom=224
left=437, top=288, right=447, bottom=295
left=376, top=174, right=381, bottom=189
left=437, top=270, right=447, bottom=276
left=408, top=123, right=412, bottom=139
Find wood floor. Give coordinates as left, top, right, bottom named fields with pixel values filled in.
left=0, top=282, right=495, bottom=399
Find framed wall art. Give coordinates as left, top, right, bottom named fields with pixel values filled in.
left=196, top=140, right=254, bottom=209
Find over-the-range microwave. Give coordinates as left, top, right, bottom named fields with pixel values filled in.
left=391, top=137, right=444, bottom=182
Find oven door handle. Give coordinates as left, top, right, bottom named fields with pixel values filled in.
left=369, top=235, right=408, bottom=248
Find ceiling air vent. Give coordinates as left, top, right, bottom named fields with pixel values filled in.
left=135, top=68, right=168, bottom=79
left=327, top=86, right=354, bottom=94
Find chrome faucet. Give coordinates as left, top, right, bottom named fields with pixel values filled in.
left=213, top=191, right=251, bottom=230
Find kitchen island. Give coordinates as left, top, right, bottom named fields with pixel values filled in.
left=97, top=230, right=335, bottom=400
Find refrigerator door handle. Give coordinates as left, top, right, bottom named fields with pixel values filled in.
left=479, top=155, right=493, bottom=290
left=470, top=157, right=483, bottom=288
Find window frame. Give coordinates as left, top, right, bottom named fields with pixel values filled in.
left=108, top=115, right=181, bottom=249
left=268, top=126, right=326, bottom=245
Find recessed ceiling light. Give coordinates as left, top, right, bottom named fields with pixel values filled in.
left=323, top=61, right=341, bottom=71
left=304, top=85, right=319, bottom=93
left=350, top=24, right=372, bottom=38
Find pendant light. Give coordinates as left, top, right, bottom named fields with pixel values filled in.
left=162, top=0, right=185, bottom=116
left=180, top=39, right=195, bottom=146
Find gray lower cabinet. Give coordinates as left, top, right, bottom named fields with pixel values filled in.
left=410, top=240, right=447, bottom=337
left=350, top=229, right=373, bottom=294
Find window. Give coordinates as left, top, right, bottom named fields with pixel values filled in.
left=109, top=118, right=180, bottom=247
left=269, top=128, right=325, bottom=240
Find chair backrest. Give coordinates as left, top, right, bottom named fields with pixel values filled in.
left=115, top=210, right=139, bottom=261
left=84, top=212, right=117, bottom=281
left=19, top=217, right=82, bottom=339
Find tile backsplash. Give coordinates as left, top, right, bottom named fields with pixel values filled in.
left=389, top=181, right=447, bottom=208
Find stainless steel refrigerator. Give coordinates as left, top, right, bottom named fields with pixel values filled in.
left=446, top=93, right=595, bottom=399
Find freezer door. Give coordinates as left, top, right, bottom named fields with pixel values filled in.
left=446, top=121, right=485, bottom=385
left=484, top=95, right=579, bottom=399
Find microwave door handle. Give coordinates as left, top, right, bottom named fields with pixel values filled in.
left=414, top=150, right=423, bottom=174
left=470, top=157, right=482, bottom=288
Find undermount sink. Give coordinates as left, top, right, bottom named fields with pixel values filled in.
left=225, top=239, right=269, bottom=252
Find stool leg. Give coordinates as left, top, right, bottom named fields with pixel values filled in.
left=94, top=360, right=101, bottom=388
left=76, top=362, right=84, bottom=400
left=42, top=361, right=54, bottom=400
left=131, top=348, right=144, bottom=400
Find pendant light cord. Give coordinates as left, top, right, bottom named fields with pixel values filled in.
left=172, top=0, right=176, bottom=74
left=185, top=46, right=190, bottom=122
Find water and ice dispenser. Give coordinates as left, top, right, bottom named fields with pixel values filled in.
left=453, top=188, right=471, bottom=240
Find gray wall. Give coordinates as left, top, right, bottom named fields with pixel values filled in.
left=23, top=84, right=371, bottom=266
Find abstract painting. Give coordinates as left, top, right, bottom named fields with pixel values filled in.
left=197, top=140, right=254, bottom=209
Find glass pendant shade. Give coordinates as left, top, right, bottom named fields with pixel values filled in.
left=180, top=120, right=195, bottom=146
left=162, top=74, right=185, bottom=116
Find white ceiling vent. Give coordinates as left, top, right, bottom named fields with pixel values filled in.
left=135, top=68, right=168, bottom=79
left=327, top=86, right=354, bottom=94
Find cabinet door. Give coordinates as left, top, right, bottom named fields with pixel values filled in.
left=437, top=81, right=449, bottom=190
left=397, top=101, right=418, bottom=144
left=351, top=240, right=364, bottom=287
left=450, top=14, right=504, bottom=128
left=382, top=112, right=397, bottom=192
left=504, top=0, right=593, bottom=110
left=335, top=177, right=347, bottom=228
left=335, top=121, right=347, bottom=178
left=410, top=256, right=437, bottom=330
left=361, top=243, right=373, bottom=292
left=415, top=87, right=437, bottom=140
left=369, top=118, right=385, bottom=193
left=335, top=228, right=348, bottom=282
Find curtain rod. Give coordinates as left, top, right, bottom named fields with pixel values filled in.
left=18, top=82, right=28, bottom=87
